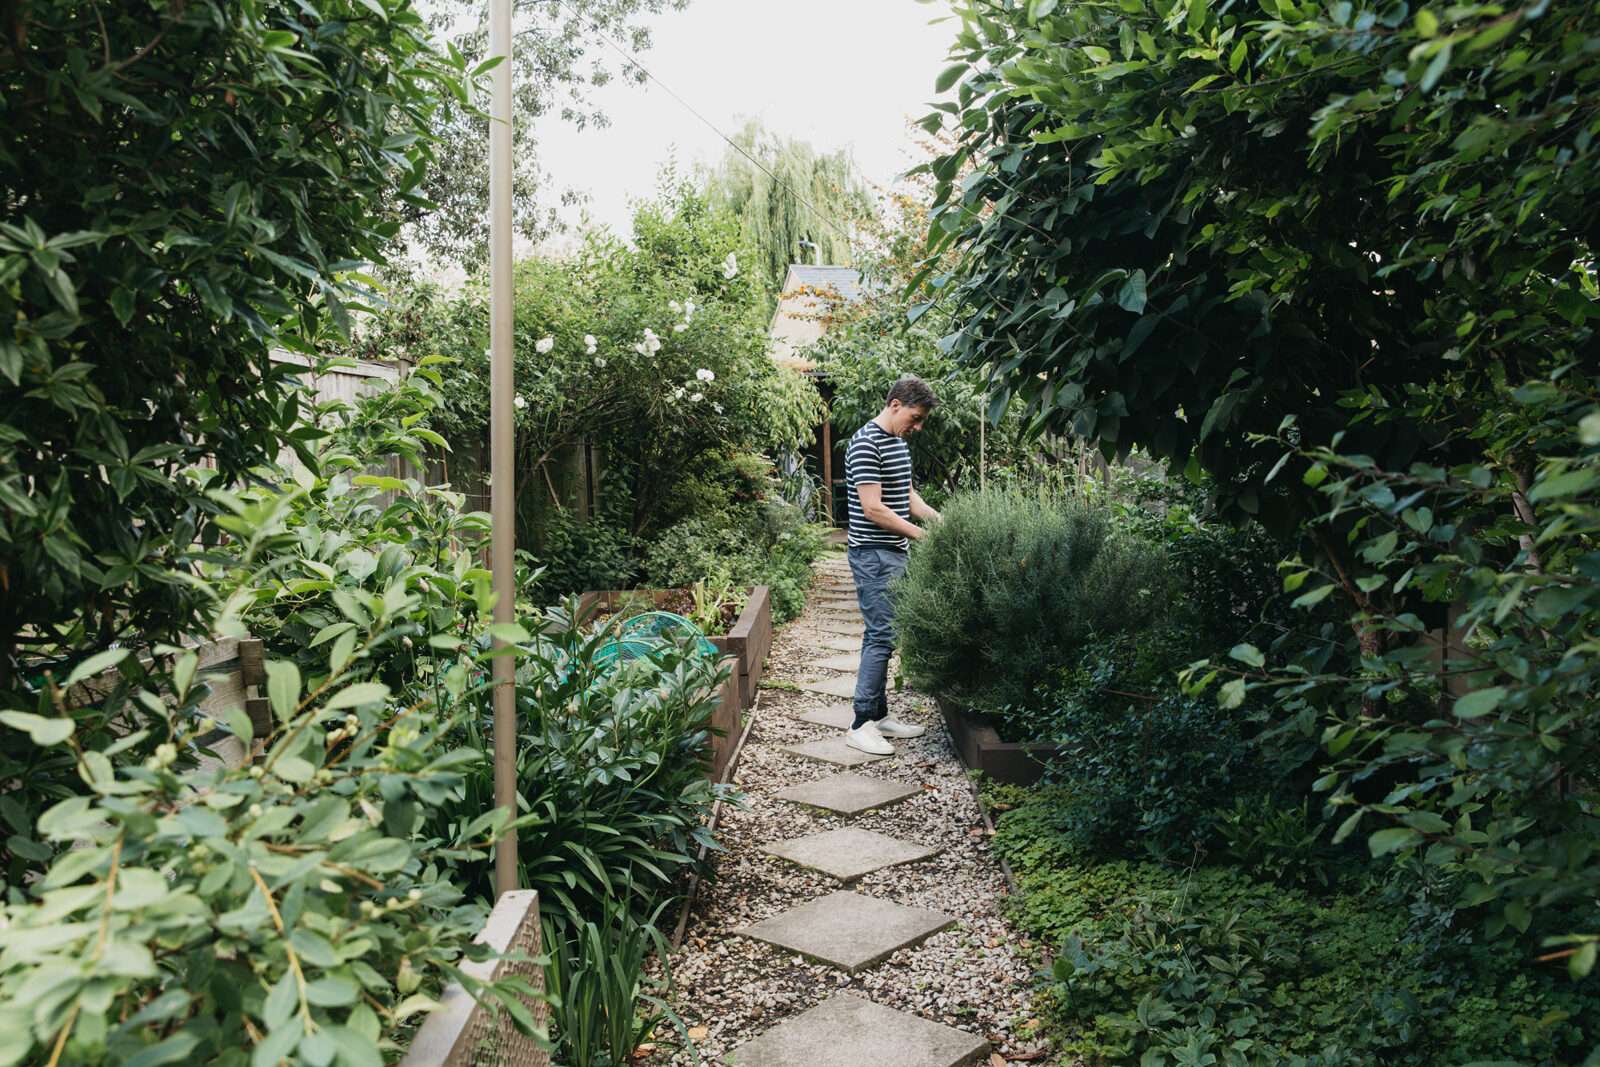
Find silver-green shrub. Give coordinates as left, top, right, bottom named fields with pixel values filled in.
left=895, top=488, right=1168, bottom=713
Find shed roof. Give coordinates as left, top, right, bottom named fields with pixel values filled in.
left=782, top=265, right=867, bottom=304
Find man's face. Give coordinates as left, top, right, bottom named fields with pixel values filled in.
left=885, top=401, right=929, bottom=437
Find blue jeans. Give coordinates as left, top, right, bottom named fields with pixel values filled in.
left=848, top=546, right=908, bottom=729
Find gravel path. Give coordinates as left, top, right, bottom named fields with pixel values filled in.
left=645, top=559, right=1041, bottom=1064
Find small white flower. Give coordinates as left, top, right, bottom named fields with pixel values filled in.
left=584, top=333, right=597, bottom=353
left=695, top=368, right=715, bottom=383
left=594, top=356, right=607, bottom=368
left=634, top=341, right=648, bottom=355
left=513, top=395, right=526, bottom=410
left=535, top=336, right=554, bottom=354
left=689, top=391, right=704, bottom=403
left=712, top=402, right=724, bottom=414
left=674, top=386, right=686, bottom=399
left=669, top=300, right=681, bottom=313
left=674, top=323, right=688, bottom=333
left=684, top=300, right=696, bottom=322
left=723, top=252, right=738, bottom=279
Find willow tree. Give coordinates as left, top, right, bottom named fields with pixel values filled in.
left=701, top=121, right=876, bottom=289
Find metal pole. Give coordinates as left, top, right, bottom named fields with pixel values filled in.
left=489, top=0, right=518, bottom=899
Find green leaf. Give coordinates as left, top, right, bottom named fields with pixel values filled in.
left=1028, top=0, right=1060, bottom=19
left=1369, top=827, right=1423, bottom=857
left=1528, top=468, right=1596, bottom=501
left=1571, top=941, right=1597, bottom=979
left=1228, top=643, right=1264, bottom=668
left=1218, top=678, right=1246, bottom=709
left=935, top=64, right=969, bottom=93
left=224, top=707, right=254, bottom=749
left=64, top=648, right=131, bottom=688
left=276, top=757, right=316, bottom=784
left=1452, top=686, right=1505, bottom=719
left=1291, top=584, right=1337, bottom=609
left=1186, top=0, right=1209, bottom=32
left=325, top=1026, right=383, bottom=1067
left=487, top=622, right=530, bottom=644
left=324, top=682, right=390, bottom=711
left=0, top=711, right=74, bottom=746
left=1116, top=269, right=1147, bottom=313
left=266, top=660, right=302, bottom=723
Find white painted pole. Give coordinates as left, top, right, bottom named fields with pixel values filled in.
left=488, top=0, right=518, bottom=899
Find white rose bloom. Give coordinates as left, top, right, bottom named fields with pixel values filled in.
left=594, top=356, right=607, bottom=368
left=722, top=252, right=738, bottom=279
left=669, top=300, right=681, bottom=313
left=712, top=402, right=724, bottom=414
left=684, top=300, right=696, bottom=322
left=513, top=395, right=526, bottom=410
left=689, top=392, right=704, bottom=403
left=695, top=368, right=715, bottom=382
left=584, top=334, right=597, bottom=352
left=634, top=341, right=648, bottom=355
left=535, top=336, right=554, bottom=354
left=674, top=386, right=686, bottom=399
left=674, top=323, right=688, bottom=333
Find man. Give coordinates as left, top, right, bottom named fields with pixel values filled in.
left=842, top=375, right=942, bottom=755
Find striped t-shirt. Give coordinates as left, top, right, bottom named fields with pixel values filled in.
left=845, top=421, right=913, bottom=551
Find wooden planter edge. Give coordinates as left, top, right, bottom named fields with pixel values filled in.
left=935, top=694, right=1060, bottom=787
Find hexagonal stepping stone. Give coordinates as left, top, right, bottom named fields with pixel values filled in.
left=821, top=636, right=862, bottom=653
left=782, top=737, right=888, bottom=767
left=799, top=675, right=857, bottom=699
left=797, top=703, right=855, bottom=728
left=735, top=891, right=955, bottom=973
left=729, top=993, right=989, bottom=1067
left=774, top=772, right=921, bottom=816
left=808, top=653, right=863, bottom=674
left=762, top=828, right=940, bottom=883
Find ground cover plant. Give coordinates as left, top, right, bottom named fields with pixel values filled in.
left=988, top=783, right=1600, bottom=1066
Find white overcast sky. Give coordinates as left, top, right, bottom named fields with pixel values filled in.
left=531, top=0, right=958, bottom=238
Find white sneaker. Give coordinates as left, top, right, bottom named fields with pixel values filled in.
left=875, top=718, right=926, bottom=739
left=844, top=721, right=895, bottom=756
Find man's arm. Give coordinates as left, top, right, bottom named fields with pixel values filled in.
left=858, top=482, right=926, bottom=541
left=909, top=487, right=941, bottom=523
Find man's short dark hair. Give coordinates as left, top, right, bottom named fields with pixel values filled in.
left=886, top=375, right=938, bottom=411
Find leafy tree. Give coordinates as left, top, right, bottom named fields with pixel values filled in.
left=367, top=183, right=824, bottom=541
left=701, top=120, right=877, bottom=289
left=410, top=0, right=689, bottom=266
left=922, top=0, right=1598, bottom=541
left=0, top=0, right=464, bottom=688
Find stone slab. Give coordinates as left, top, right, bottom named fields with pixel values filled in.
left=812, top=619, right=865, bottom=636
left=782, top=737, right=888, bottom=768
left=762, top=828, right=941, bottom=883
left=817, top=597, right=860, bottom=609
left=735, top=891, right=955, bottom=973
left=797, top=703, right=855, bottom=729
left=799, top=675, right=858, bottom=699
left=729, top=994, right=988, bottom=1067
left=808, top=653, right=864, bottom=674
left=774, top=772, right=921, bottom=816
left=821, top=636, right=862, bottom=653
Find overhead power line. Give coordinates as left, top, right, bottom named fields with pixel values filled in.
left=544, top=0, right=863, bottom=254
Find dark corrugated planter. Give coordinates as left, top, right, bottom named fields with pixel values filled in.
left=936, top=695, right=1061, bottom=787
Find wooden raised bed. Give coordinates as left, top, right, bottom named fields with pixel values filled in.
left=937, top=695, right=1061, bottom=787
left=576, top=587, right=759, bottom=780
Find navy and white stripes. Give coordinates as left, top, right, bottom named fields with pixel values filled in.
left=845, top=421, right=913, bottom=551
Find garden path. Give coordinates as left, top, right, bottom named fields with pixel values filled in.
left=648, top=551, right=1039, bottom=1066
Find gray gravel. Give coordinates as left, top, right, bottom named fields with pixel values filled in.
left=643, top=564, right=1042, bottom=1064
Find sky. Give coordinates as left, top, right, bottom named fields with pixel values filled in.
left=531, top=0, right=958, bottom=240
